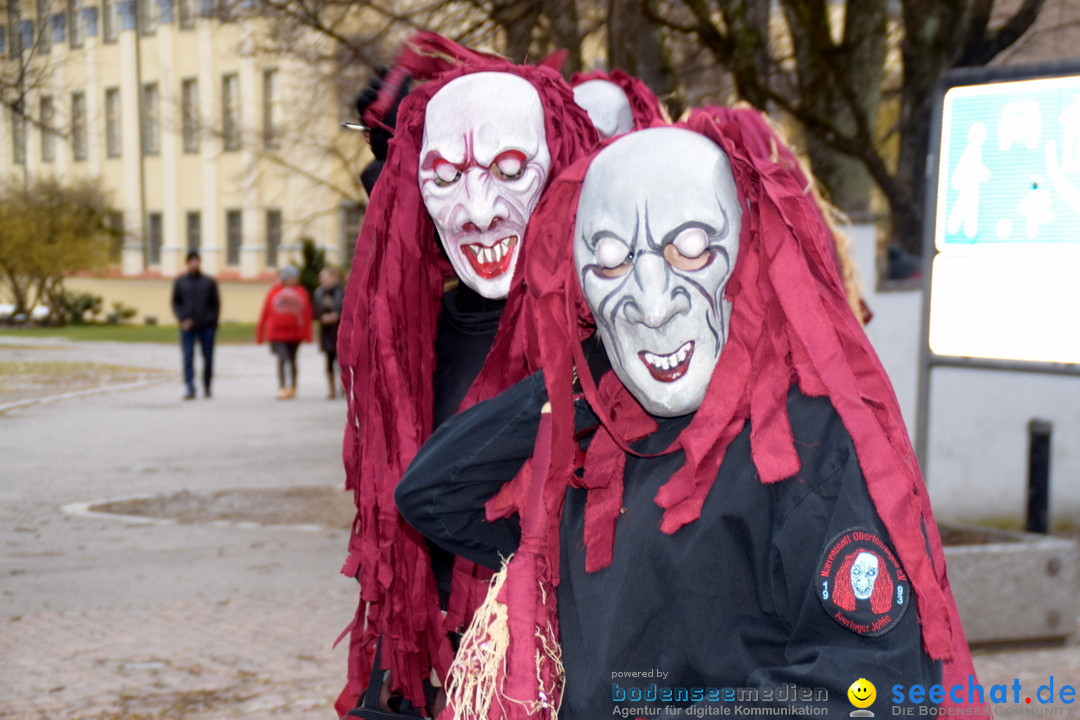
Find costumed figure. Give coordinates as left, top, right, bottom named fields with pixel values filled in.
left=570, top=68, right=668, bottom=138
left=397, top=120, right=986, bottom=719
left=335, top=34, right=599, bottom=719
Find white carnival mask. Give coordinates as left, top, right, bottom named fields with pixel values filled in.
left=574, top=127, right=741, bottom=417
left=572, top=79, right=634, bottom=138
left=419, top=72, right=552, bottom=299
left=850, top=551, right=880, bottom=601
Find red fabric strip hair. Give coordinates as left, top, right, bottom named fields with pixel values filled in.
left=334, top=54, right=598, bottom=714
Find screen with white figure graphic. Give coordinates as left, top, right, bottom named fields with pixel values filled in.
left=929, top=69, right=1080, bottom=365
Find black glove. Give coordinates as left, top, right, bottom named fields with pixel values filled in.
left=353, top=67, right=411, bottom=163
left=354, top=67, right=388, bottom=122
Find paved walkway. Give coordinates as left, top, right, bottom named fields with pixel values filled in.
left=1, top=337, right=1079, bottom=718
left=1, top=337, right=357, bottom=719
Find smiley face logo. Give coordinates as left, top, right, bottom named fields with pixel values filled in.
left=848, top=678, right=876, bottom=709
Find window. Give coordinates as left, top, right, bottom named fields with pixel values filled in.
left=67, top=0, right=83, bottom=46
left=177, top=0, right=195, bottom=28
left=181, top=78, right=198, bottom=153
left=146, top=212, right=162, bottom=265
left=19, top=19, right=32, bottom=53
left=141, top=82, right=159, bottom=156
left=40, top=95, right=55, bottom=162
left=71, top=91, right=86, bottom=161
left=7, top=0, right=22, bottom=57
left=225, top=209, right=241, bottom=265
left=107, top=211, right=124, bottom=262
left=341, top=203, right=362, bottom=266
left=214, top=0, right=233, bottom=21
left=102, top=0, right=116, bottom=42
left=105, top=87, right=120, bottom=157
left=84, top=5, right=97, bottom=35
left=137, top=0, right=154, bottom=34
left=11, top=106, right=25, bottom=165
left=262, top=68, right=280, bottom=149
left=221, top=73, right=239, bottom=151
left=186, top=211, right=200, bottom=254
left=265, top=209, right=281, bottom=266
left=35, top=0, right=50, bottom=54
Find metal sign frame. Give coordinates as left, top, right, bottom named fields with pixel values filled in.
left=915, top=60, right=1080, bottom=468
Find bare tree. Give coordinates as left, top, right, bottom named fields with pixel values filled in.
left=650, top=0, right=1047, bottom=254
left=206, top=0, right=1053, bottom=256
left=2, top=0, right=67, bottom=157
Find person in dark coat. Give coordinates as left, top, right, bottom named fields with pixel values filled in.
left=171, top=250, right=220, bottom=400
left=314, top=266, right=345, bottom=399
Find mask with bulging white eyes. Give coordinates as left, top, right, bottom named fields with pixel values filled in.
left=573, top=127, right=741, bottom=416
left=419, top=72, right=552, bottom=299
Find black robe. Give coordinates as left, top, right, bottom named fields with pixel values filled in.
left=397, top=371, right=941, bottom=719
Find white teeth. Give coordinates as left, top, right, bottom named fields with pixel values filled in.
left=468, top=237, right=515, bottom=265
left=643, top=341, right=693, bottom=370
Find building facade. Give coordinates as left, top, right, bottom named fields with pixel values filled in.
left=0, top=0, right=367, bottom=279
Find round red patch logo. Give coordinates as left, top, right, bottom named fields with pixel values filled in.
left=816, top=527, right=909, bottom=636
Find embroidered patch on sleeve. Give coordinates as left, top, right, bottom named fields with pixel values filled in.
left=816, top=527, right=910, bottom=636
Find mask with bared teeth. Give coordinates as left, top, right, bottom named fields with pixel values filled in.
left=573, top=127, right=741, bottom=416
left=419, top=72, right=552, bottom=299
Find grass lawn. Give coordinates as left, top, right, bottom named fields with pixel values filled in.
left=0, top=321, right=256, bottom=344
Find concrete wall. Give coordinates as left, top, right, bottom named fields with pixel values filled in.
left=850, top=224, right=1080, bottom=527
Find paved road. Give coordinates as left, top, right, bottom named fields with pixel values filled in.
left=1, top=337, right=1079, bottom=719
left=1, top=337, right=357, bottom=719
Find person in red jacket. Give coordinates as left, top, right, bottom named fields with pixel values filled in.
left=256, top=264, right=313, bottom=399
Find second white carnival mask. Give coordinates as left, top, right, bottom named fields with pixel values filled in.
left=419, top=72, right=552, bottom=299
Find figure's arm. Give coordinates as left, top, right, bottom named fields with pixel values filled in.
left=171, top=280, right=183, bottom=322
left=301, top=292, right=314, bottom=342
left=747, top=395, right=939, bottom=714
left=209, top=280, right=220, bottom=327
left=662, top=395, right=938, bottom=718
left=255, top=289, right=272, bottom=344
left=396, top=372, right=550, bottom=570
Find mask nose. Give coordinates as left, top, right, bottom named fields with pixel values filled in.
left=456, top=169, right=505, bottom=234
left=623, top=253, right=689, bottom=328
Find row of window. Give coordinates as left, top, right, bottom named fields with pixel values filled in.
left=3, top=0, right=229, bottom=57
left=139, top=205, right=362, bottom=268
left=141, top=208, right=280, bottom=266
left=9, top=68, right=280, bottom=164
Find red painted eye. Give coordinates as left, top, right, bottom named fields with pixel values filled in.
left=433, top=159, right=461, bottom=186
left=492, top=150, right=527, bottom=181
